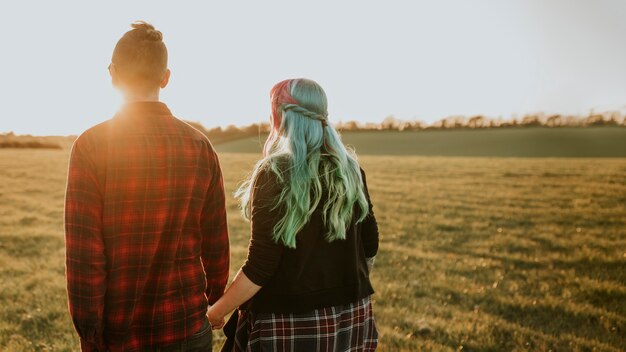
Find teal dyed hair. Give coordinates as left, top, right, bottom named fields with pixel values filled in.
left=236, top=78, right=369, bottom=248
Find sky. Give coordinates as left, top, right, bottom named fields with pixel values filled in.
left=1, top=0, right=626, bottom=135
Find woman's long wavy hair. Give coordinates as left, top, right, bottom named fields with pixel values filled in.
left=236, top=78, right=369, bottom=248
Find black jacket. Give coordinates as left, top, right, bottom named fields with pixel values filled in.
left=240, top=166, right=379, bottom=313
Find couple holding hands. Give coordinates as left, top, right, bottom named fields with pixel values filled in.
left=65, top=21, right=379, bottom=351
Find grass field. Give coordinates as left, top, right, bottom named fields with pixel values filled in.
left=214, top=127, right=626, bottom=157
left=0, top=143, right=625, bottom=350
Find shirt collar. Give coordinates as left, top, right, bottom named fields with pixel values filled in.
left=117, top=101, right=172, bottom=118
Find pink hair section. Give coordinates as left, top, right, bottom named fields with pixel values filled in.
left=264, top=79, right=300, bottom=156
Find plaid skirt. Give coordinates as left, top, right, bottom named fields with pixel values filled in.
left=223, top=296, right=378, bottom=352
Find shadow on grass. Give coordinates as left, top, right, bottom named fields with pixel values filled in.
left=0, top=234, right=63, bottom=258
left=478, top=298, right=624, bottom=350
left=427, top=242, right=626, bottom=350
left=579, top=288, right=626, bottom=317
left=429, top=284, right=624, bottom=351
left=440, top=243, right=626, bottom=286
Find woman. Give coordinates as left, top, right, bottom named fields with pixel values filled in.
left=208, top=78, right=379, bottom=351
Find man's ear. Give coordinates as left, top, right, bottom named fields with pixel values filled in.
left=160, top=69, right=171, bottom=89
left=108, top=63, right=119, bottom=87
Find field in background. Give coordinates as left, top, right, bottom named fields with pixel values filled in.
left=0, top=135, right=74, bottom=150
left=0, top=146, right=625, bottom=351
left=215, top=127, right=626, bottom=157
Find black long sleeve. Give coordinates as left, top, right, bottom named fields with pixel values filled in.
left=360, top=169, right=379, bottom=258
left=241, top=169, right=284, bottom=286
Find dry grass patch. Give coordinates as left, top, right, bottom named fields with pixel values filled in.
left=0, top=150, right=624, bottom=351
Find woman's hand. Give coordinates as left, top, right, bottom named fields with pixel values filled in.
left=207, top=305, right=225, bottom=330
left=206, top=269, right=262, bottom=331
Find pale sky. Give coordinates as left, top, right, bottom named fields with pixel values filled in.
left=1, top=0, right=626, bottom=135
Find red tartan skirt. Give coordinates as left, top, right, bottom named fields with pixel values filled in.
left=224, top=296, right=378, bottom=352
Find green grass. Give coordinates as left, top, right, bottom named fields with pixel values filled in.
left=215, top=127, right=626, bottom=157
left=0, top=148, right=624, bottom=351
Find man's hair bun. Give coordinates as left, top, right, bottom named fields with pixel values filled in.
left=130, top=20, right=162, bottom=41
left=111, top=20, right=168, bottom=87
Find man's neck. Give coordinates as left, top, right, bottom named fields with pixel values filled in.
left=123, top=90, right=160, bottom=103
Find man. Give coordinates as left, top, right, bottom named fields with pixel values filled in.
left=65, top=21, right=229, bottom=351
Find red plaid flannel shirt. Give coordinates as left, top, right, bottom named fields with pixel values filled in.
left=65, top=102, right=229, bottom=351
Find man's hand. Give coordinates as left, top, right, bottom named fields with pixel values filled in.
left=207, top=305, right=225, bottom=330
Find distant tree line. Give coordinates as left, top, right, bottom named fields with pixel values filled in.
left=335, top=110, right=626, bottom=131
left=0, top=131, right=64, bottom=149
left=183, top=121, right=271, bottom=144
left=0, top=140, right=62, bottom=149
left=184, top=110, right=625, bottom=143
left=2, top=110, right=624, bottom=149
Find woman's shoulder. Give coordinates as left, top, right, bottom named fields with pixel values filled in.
left=252, top=157, right=289, bottom=196
left=257, top=153, right=290, bottom=169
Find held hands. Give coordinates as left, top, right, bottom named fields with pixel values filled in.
left=207, top=305, right=225, bottom=330
left=206, top=270, right=261, bottom=331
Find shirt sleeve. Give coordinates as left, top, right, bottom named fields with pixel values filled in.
left=64, top=137, right=107, bottom=351
left=240, top=168, right=285, bottom=286
left=201, top=148, right=230, bottom=305
left=360, top=168, right=379, bottom=258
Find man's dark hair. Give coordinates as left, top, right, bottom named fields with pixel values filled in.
left=111, top=21, right=168, bottom=88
